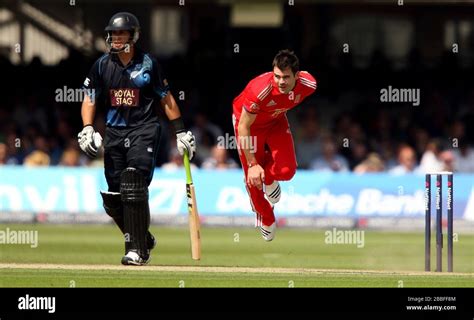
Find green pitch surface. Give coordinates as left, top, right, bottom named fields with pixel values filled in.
left=0, top=224, right=472, bottom=287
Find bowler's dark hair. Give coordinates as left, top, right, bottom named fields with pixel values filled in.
left=272, top=50, right=299, bottom=74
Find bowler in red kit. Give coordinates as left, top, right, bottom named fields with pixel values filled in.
left=232, top=50, right=317, bottom=241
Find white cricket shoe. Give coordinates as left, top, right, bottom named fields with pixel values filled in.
left=264, top=181, right=281, bottom=204
left=259, top=222, right=277, bottom=242
left=121, top=250, right=151, bottom=266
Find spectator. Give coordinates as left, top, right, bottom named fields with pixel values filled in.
left=162, top=148, right=197, bottom=171
left=22, top=136, right=51, bottom=167
left=417, top=139, right=444, bottom=173
left=190, top=113, right=223, bottom=163
left=59, top=148, right=81, bottom=166
left=439, top=150, right=455, bottom=173
left=32, top=136, right=50, bottom=155
left=294, top=111, right=322, bottom=169
left=389, top=145, right=418, bottom=175
left=195, top=129, right=216, bottom=165
left=310, top=137, right=349, bottom=172
left=56, top=118, right=74, bottom=147
left=202, top=145, right=238, bottom=170
left=354, top=152, right=385, bottom=173
left=5, top=133, right=23, bottom=164
left=348, top=140, right=369, bottom=170
left=376, top=139, right=398, bottom=170
left=191, top=113, right=223, bottom=143
left=48, top=136, right=65, bottom=165
left=452, top=140, right=474, bottom=172
left=64, top=138, right=89, bottom=166
left=411, top=128, right=430, bottom=159
left=0, top=142, right=19, bottom=165
left=23, top=150, right=50, bottom=166
left=0, top=143, right=7, bottom=165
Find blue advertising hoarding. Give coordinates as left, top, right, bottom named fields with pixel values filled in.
left=0, top=167, right=472, bottom=219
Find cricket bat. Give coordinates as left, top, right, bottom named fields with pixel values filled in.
left=184, top=151, right=201, bottom=260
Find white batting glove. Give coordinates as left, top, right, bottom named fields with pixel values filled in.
left=78, top=125, right=103, bottom=158
left=176, top=131, right=196, bottom=160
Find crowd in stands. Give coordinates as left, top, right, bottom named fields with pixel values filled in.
left=1, top=48, right=473, bottom=174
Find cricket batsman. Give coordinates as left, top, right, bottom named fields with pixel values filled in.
left=232, top=50, right=317, bottom=241
left=78, top=12, right=196, bottom=265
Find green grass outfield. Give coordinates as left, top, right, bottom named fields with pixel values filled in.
left=0, top=224, right=472, bottom=287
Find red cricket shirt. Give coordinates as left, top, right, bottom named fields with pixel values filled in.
left=233, top=71, right=317, bottom=127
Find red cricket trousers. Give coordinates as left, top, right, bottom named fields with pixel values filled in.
left=233, top=114, right=297, bottom=226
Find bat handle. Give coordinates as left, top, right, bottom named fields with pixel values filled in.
left=183, top=150, right=193, bottom=184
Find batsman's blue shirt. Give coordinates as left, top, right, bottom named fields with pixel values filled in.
left=82, top=48, right=170, bottom=127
